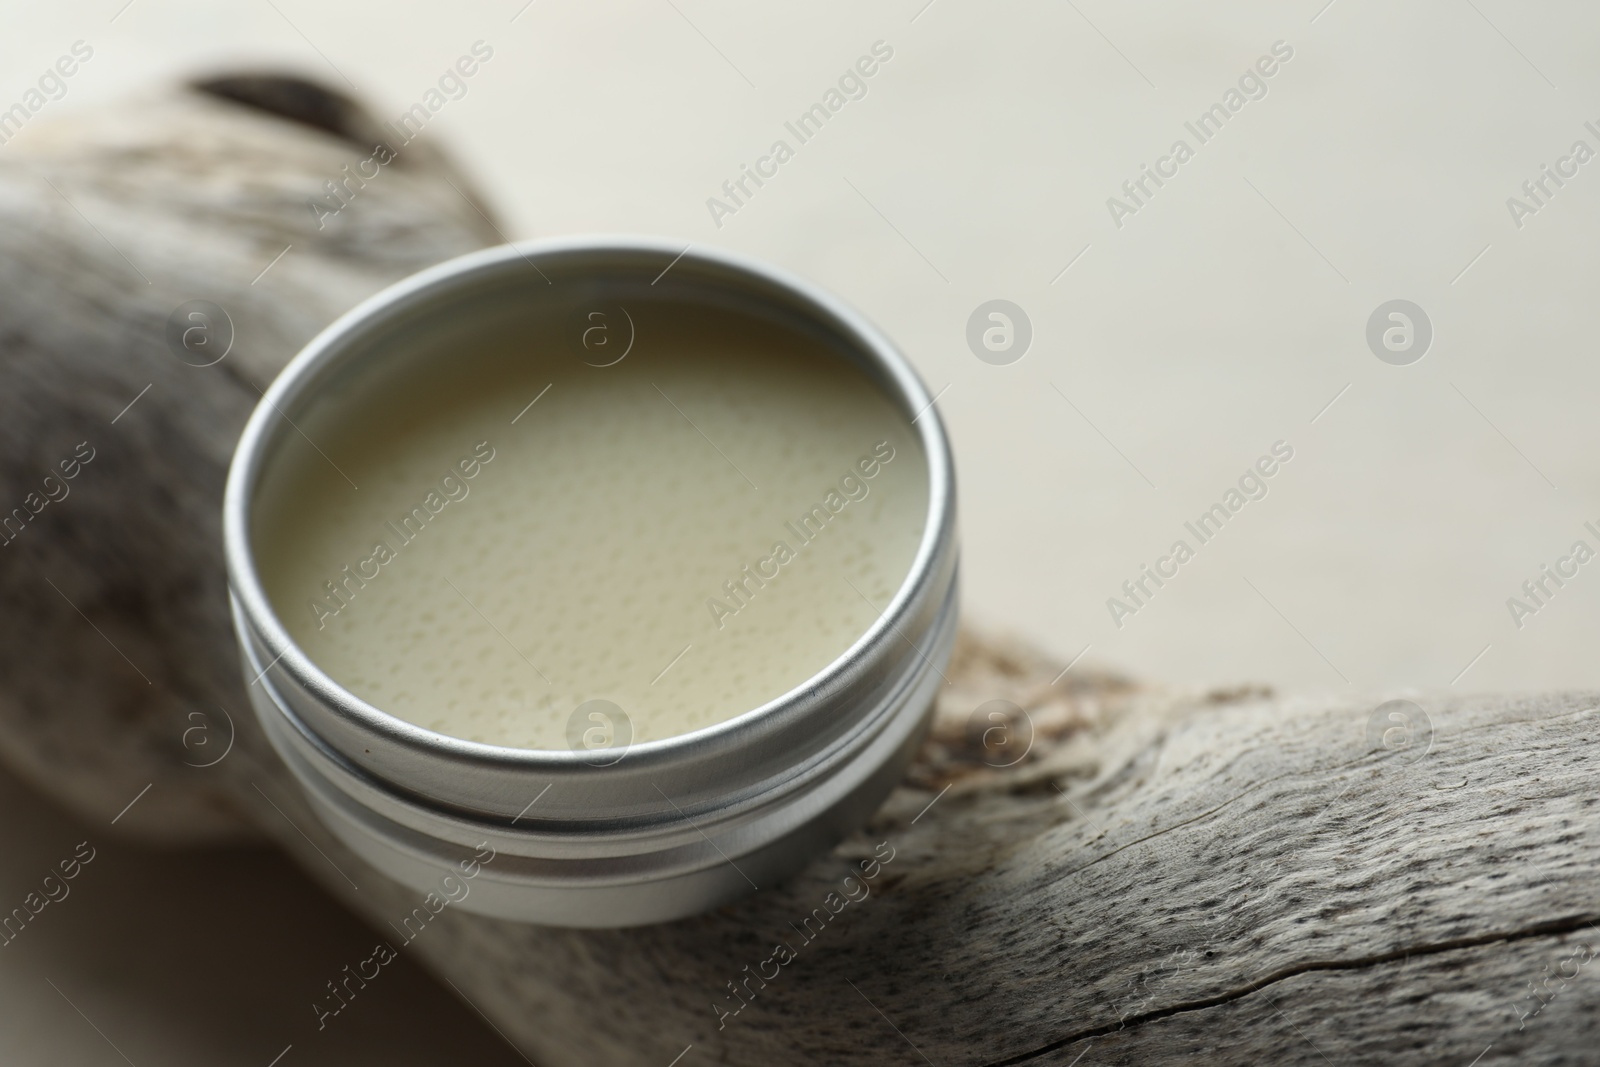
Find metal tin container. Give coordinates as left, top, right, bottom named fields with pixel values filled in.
left=223, top=236, right=958, bottom=927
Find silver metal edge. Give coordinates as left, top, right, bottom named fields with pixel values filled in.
left=225, top=237, right=955, bottom=814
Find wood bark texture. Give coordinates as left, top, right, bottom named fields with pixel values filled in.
left=1, top=79, right=1596, bottom=1067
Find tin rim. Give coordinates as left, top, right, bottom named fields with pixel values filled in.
left=224, top=235, right=957, bottom=820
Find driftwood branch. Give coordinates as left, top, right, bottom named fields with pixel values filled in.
left=2, top=79, right=1597, bottom=1066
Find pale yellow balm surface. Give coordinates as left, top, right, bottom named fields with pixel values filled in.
left=254, top=302, right=927, bottom=749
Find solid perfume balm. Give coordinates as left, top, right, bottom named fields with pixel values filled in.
left=252, top=303, right=928, bottom=749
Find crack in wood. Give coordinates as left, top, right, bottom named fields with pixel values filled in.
left=984, top=912, right=1600, bottom=1066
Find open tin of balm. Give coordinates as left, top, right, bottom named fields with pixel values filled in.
left=224, top=236, right=958, bottom=927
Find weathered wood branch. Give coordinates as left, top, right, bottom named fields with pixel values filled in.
left=2, top=79, right=1596, bottom=1066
